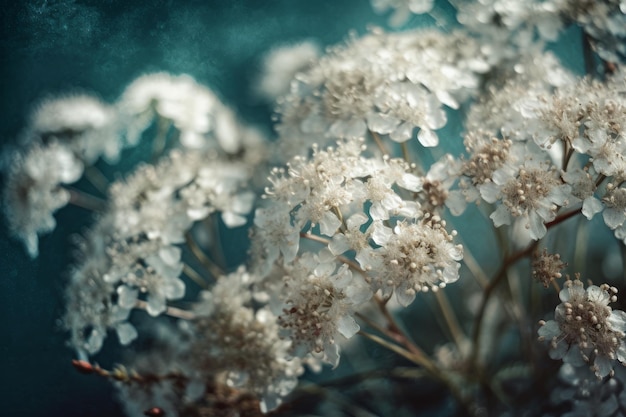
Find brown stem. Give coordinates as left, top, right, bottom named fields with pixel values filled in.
left=358, top=324, right=473, bottom=415
left=401, top=141, right=411, bottom=164
left=545, top=207, right=582, bottom=228
left=469, top=241, right=538, bottom=370
left=72, top=359, right=185, bottom=385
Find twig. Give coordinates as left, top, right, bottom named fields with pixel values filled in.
left=545, top=207, right=582, bottom=228
left=71, top=359, right=185, bottom=385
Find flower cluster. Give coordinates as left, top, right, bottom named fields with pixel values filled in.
left=448, top=0, right=625, bottom=62
left=5, top=1, right=626, bottom=416
left=251, top=138, right=463, bottom=365
left=2, top=72, right=266, bottom=259
left=186, top=268, right=304, bottom=413
left=370, top=0, right=435, bottom=27
left=538, top=278, right=626, bottom=378
left=274, top=27, right=489, bottom=157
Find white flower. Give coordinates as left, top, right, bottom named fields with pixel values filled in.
left=328, top=213, right=370, bottom=256
left=275, top=28, right=487, bottom=151
left=103, top=239, right=185, bottom=317
left=3, top=141, right=83, bottom=257
left=64, top=222, right=138, bottom=356
left=359, top=216, right=463, bottom=306
left=562, top=169, right=603, bottom=220
left=190, top=267, right=304, bottom=412
left=30, top=94, right=120, bottom=163
left=420, top=154, right=466, bottom=215
left=481, top=155, right=571, bottom=240
left=539, top=278, right=626, bottom=378
left=371, top=0, right=434, bottom=27
left=601, top=183, right=626, bottom=230
left=251, top=206, right=300, bottom=277
left=255, top=40, right=320, bottom=101
left=277, top=253, right=371, bottom=367
left=119, top=72, right=247, bottom=153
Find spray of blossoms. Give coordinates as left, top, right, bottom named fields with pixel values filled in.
left=5, top=1, right=626, bottom=416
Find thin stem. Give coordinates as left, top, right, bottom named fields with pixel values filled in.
left=573, top=216, right=588, bottom=275
left=355, top=311, right=396, bottom=341
left=470, top=241, right=538, bottom=369
left=562, top=142, right=575, bottom=172
left=505, top=265, right=525, bottom=324
left=299, top=232, right=365, bottom=273
left=357, top=330, right=433, bottom=371
left=434, top=289, right=466, bottom=349
left=300, top=231, right=331, bottom=245
left=545, top=206, right=582, bottom=228
left=209, top=214, right=229, bottom=271
left=422, top=291, right=456, bottom=343
left=331, top=206, right=347, bottom=233
left=401, top=141, right=411, bottom=164
left=134, top=300, right=196, bottom=320
left=319, top=366, right=426, bottom=388
left=84, top=165, right=110, bottom=195
left=448, top=222, right=489, bottom=288
left=369, top=130, right=390, bottom=156
left=152, top=117, right=171, bottom=160
left=582, top=31, right=596, bottom=76
left=373, top=295, right=431, bottom=362
left=362, top=300, right=462, bottom=402
left=185, top=231, right=224, bottom=279
left=183, top=263, right=209, bottom=289
left=72, top=359, right=186, bottom=385
left=358, top=328, right=472, bottom=414
left=530, top=266, right=541, bottom=324
left=65, top=187, right=107, bottom=212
